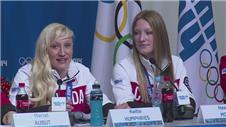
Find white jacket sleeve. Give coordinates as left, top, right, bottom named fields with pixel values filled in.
left=111, top=63, right=135, bottom=105
left=9, top=64, right=32, bottom=106
left=79, top=64, right=96, bottom=105
left=78, top=63, right=113, bottom=106
left=102, top=93, right=112, bottom=105
left=173, top=56, right=195, bottom=101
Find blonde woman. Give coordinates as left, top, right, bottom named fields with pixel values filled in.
left=9, top=23, right=114, bottom=123
left=112, top=10, right=196, bottom=114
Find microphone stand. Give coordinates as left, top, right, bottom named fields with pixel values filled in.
left=57, top=79, right=63, bottom=91
left=149, top=58, right=178, bottom=91
left=149, top=58, right=186, bottom=117
left=55, top=70, right=80, bottom=94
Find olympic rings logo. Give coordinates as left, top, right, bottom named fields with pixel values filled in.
left=1, top=60, right=8, bottom=67
left=18, top=57, right=32, bottom=65
left=96, top=1, right=141, bottom=44
left=199, top=49, right=223, bottom=102
left=72, top=58, right=83, bottom=64
left=95, top=1, right=142, bottom=65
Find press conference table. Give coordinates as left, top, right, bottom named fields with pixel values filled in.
left=165, top=118, right=226, bottom=127
left=73, top=117, right=226, bottom=127
left=1, top=117, right=225, bottom=127
left=72, top=118, right=226, bottom=127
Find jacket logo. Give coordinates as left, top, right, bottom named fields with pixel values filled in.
left=114, top=79, right=122, bottom=85
left=131, top=82, right=142, bottom=102
left=72, top=89, right=84, bottom=104
left=55, top=85, right=87, bottom=105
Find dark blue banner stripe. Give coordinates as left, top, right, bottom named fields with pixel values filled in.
left=1, top=1, right=98, bottom=80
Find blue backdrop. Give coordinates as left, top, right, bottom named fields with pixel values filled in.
left=1, top=1, right=98, bottom=80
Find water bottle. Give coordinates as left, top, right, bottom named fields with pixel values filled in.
left=90, top=81, right=103, bottom=126
left=152, top=76, right=162, bottom=109
left=161, top=76, right=174, bottom=122
left=16, top=83, right=29, bottom=113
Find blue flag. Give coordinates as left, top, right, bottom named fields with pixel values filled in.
left=177, top=0, right=223, bottom=112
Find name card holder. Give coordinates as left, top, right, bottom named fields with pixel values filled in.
left=12, top=112, right=70, bottom=127
left=106, top=107, right=164, bottom=127
left=176, top=91, right=190, bottom=105
left=52, top=97, right=66, bottom=111
left=200, top=104, right=226, bottom=124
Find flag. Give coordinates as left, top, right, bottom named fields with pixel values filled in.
left=91, top=1, right=142, bottom=100
left=177, top=0, right=223, bottom=113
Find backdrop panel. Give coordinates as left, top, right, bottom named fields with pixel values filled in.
left=1, top=1, right=98, bottom=80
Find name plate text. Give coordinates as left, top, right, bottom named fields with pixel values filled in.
left=106, top=107, right=163, bottom=127
left=12, top=112, right=70, bottom=127
left=200, top=104, right=226, bottom=124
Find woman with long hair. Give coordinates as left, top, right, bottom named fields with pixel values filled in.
left=112, top=10, right=195, bottom=114
left=9, top=23, right=114, bottom=124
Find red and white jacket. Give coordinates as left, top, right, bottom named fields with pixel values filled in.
left=111, top=54, right=195, bottom=105
left=9, top=61, right=111, bottom=113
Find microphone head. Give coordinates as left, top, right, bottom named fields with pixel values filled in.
left=57, top=79, right=63, bottom=86
left=149, top=58, right=156, bottom=65
left=149, top=57, right=170, bottom=73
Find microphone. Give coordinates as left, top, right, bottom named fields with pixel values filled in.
left=149, top=58, right=169, bottom=73
left=149, top=58, right=162, bottom=72
left=149, top=58, right=189, bottom=119
left=63, top=70, right=80, bottom=83
left=57, top=79, right=63, bottom=90
left=149, top=58, right=178, bottom=91
left=55, top=70, right=80, bottom=91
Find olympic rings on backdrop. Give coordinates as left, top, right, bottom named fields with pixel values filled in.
left=205, top=82, right=214, bottom=99
left=72, top=58, right=82, bottom=63
left=95, top=1, right=128, bottom=43
left=112, top=1, right=141, bottom=65
left=114, top=0, right=141, bottom=49
left=199, top=48, right=222, bottom=102
left=113, top=34, right=131, bottom=65
left=207, top=66, right=219, bottom=86
left=95, top=0, right=141, bottom=46
left=204, top=81, right=223, bottom=103
left=200, top=49, right=212, bottom=68
left=199, top=62, right=211, bottom=82
left=115, top=1, right=133, bottom=49
left=214, top=84, right=224, bottom=102
left=19, top=57, right=32, bottom=65
left=95, top=1, right=141, bottom=65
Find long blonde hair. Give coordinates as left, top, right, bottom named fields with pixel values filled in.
left=30, top=23, right=74, bottom=107
left=132, top=10, right=174, bottom=103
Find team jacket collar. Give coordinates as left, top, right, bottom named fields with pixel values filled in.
left=51, top=61, right=79, bottom=82
left=139, top=55, right=155, bottom=73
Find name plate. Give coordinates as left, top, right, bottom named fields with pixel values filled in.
left=52, top=97, right=66, bottom=111
left=200, top=104, right=226, bottom=124
left=12, top=112, right=70, bottom=127
left=106, top=107, right=164, bottom=127
left=176, top=91, right=190, bottom=105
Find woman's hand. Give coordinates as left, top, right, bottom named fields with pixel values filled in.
left=2, top=111, right=16, bottom=125
left=114, top=103, right=131, bottom=109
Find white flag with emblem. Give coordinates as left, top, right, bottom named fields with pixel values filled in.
left=91, top=1, right=142, bottom=100
left=177, top=0, right=224, bottom=113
